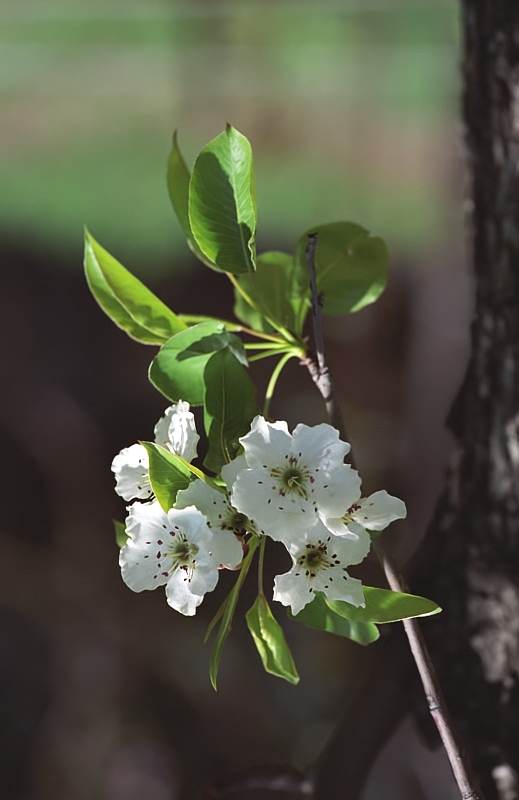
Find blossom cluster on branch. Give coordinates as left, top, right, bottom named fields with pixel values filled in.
left=113, top=404, right=406, bottom=618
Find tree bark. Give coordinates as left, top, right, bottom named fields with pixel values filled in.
left=417, top=3, right=519, bottom=797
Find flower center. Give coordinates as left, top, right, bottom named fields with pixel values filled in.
left=166, top=533, right=199, bottom=579
left=228, top=511, right=248, bottom=534
left=270, top=456, right=313, bottom=499
left=342, top=501, right=362, bottom=524
left=296, top=541, right=332, bottom=578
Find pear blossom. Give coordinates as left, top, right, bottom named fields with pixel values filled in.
left=273, top=519, right=371, bottom=615
left=111, top=442, right=153, bottom=501
left=120, top=501, right=243, bottom=615
left=112, top=401, right=199, bottom=501
left=229, top=416, right=361, bottom=544
left=324, top=490, right=407, bottom=538
left=175, top=458, right=256, bottom=538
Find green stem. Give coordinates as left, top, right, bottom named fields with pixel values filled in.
left=249, top=349, right=293, bottom=363
left=258, top=535, right=266, bottom=596
left=244, top=342, right=289, bottom=350
left=263, top=352, right=295, bottom=417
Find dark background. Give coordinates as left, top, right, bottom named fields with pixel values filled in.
left=1, top=1, right=469, bottom=797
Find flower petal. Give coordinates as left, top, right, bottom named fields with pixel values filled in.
left=273, top=570, right=315, bottom=616
left=291, top=422, right=350, bottom=464
left=209, top=530, right=244, bottom=569
left=221, top=454, right=248, bottom=491
left=153, top=401, right=199, bottom=462
left=165, top=571, right=205, bottom=616
left=111, top=443, right=151, bottom=501
left=175, top=480, right=229, bottom=527
left=120, top=501, right=171, bottom=591
left=352, top=490, right=407, bottom=531
left=239, top=415, right=291, bottom=468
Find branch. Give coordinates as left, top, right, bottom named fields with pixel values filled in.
left=303, top=233, right=483, bottom=800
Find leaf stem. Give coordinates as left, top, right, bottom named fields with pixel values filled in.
left=263, top=351, right=295, bottom=417
left=244, top=342, right=290, bottom=350
left=249, top=349, right=294, bottom=364
left=258, top=535, right=266, bottom=596
left=303, top=233, right=482, bottom=800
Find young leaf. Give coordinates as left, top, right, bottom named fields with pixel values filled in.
left=288, top=592, right=379, bottom=645
left=233, top=251, right=307, bottom=335
left=149, top=320, right=248, bottom=406
left=141, top=442, right=192, bottom=511
left=84, top=229, right=187, bottom=343
left=209, top=537, right=259, bottom=690
left=189, top=125, right=256, bottom=275
left=166, top=132, right=215, bottom=267
left=114, top=519, right=128, bottom=549
left=246, top=594, right=299, bottom=684
left=294, top=222, right=388, bottom=321
left=326, top=587, right=442, bottom=624
left=203, top=348, right=258, bottom=473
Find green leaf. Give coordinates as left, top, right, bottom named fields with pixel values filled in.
left=288, top=592, right=379, bottom=645
left=209, top=537, right=259, bottom=690
left=189, top=125, right=256, bottom=275
left=84, top=229, right=187, bottom=343
left=149, top=320, right=248, bottom=406
left=114, top=519, right=128, bottom=549
left=141, top=442, right=192, bottom=512
left=246, top=594, right=299, bottom=684
left=233, top=251, right=307, bottom=335
left=294, top=222, right=388, bottom=321
left=166, top=132, right=215, bottom=267
left=327, top=587, right=442, bottom=624
left=203, top=348, right=258, bottom=473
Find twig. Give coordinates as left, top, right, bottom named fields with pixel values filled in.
left=303, top=233, right=483, bottom=800
left=304, top=234, right=346, bottom=438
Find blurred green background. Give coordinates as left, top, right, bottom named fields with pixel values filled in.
left=1, top=3, right=468, bottom=799
left=2, top=0, right=460, bottom=272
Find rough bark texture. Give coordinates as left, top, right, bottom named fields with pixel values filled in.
left=417, top=3, right=519, bottom=798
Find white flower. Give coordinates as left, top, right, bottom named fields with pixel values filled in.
left=111, top=442, right=152, bottom=501
left=120, top=501, right=243, bottom=615
left=175, top=458, right=255, bottom=537
left=229, top=416, right=361, bottom=544
left=112, top=401, right=199, bottom=501
left=324, top=490, right=407, bottom=538
left=272, top=520, right=371, bottom=615
left=153, top=400, right=199, bottom=463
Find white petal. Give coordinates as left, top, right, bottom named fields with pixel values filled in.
left=111, top=443, right=151, bottom=501
left=352, top=490, right=407, bottom=531
left=291, top=422, right=350, bottom=463
left=209, top=530, right=244, bottom=569
left=175, top=480, right=229, bottom=527
left=221, top=454, right=248, bottom=491
left=239, top=415, right=291, bottom=468
left=153, top=401, right=199, bottom=462
left=313, top=465, right=362, bottom=519
left=231, top=466, right=318, bottom=542
left=165, top=505, right=212, bottom=549
left=273, top=569, right=315, bottom=616
left=324, top=575, right=365, bottom=608
left=119, top=501, right=171, bottom=592
left=165, top=571, right=205, bottom=616
left=323, top=526, right=372, bottom=566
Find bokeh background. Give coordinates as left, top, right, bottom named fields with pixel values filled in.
left=1, top=1, right=471, bottom=798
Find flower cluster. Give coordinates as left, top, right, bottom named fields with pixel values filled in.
left=114, top=409, right=406, bottom=617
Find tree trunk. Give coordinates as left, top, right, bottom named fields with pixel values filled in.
left=418, top=2, right=519, bottom=797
